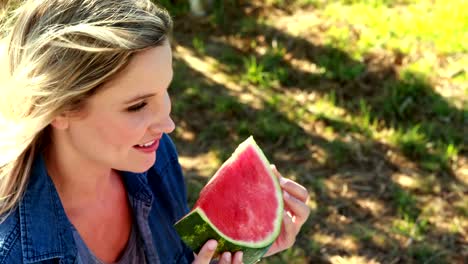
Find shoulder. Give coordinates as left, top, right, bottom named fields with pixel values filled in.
left=0, top=209, right=23, bottom=263
left=147, top=134, right=189, bottom=217
left=155, top=133, right=180, bottom=166
left=151, top=133, right=183, bottom=180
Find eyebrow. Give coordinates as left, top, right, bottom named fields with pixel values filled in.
left=124, top=93, right=156, bottom=104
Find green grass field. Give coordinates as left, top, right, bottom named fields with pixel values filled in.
left=162, top=0, right=467, bottom=263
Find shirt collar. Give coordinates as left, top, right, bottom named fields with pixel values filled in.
left=19, top=154, right=74, bottom=263
left=19, top=152, right=156, bottom=263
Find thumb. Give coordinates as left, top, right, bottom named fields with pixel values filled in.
left=193, top=240, right=218, bottom=264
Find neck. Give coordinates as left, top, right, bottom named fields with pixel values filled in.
left=44, top=133, right=119, bottom=210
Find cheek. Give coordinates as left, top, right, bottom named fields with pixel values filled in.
left=88, top=113, right=148, bottom=147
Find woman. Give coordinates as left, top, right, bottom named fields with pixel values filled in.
left=0, top=0, right=310, bottom=263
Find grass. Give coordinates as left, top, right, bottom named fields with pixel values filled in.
left=192, top=37, right=206, bottom=54
left=241, top=46, right=288, bottom=88
left=155, top=0, right=467, bottom=263
left=408, top=243, right=448, bottom=264
left=320, top=0, right=468, bottom=55
left=390, top=186, right=431, bottom=242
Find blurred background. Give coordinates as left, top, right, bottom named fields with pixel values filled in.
left=158, top=0, right=467, bottom=263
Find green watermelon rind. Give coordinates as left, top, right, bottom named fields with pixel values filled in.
left=175, top=136, right=283, bottom=264
left=175, top=209, right=272, bottom=264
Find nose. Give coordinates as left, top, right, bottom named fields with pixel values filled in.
left=163, top=116, right=176, bottom=134
left=149, top=115, right=175, bottom=135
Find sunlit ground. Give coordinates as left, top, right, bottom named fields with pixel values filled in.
left=161, top=0, right=467, bottom=263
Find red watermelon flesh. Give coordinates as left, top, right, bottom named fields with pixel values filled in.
left=175, top=136, right=283, bottom=264
left=194, top=144, right=279, bottom=242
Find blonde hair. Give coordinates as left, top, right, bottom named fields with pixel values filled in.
left=0, top=0, right=172, bottom=216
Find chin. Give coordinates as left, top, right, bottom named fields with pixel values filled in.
left=127, top=154, right=157, bottom=173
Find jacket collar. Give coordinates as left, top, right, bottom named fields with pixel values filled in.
left=19, top=153, right=155, bottom=263
left=19, top=154, right=74, bottom=263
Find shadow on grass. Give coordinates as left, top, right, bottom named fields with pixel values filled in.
left=160, top=2, right=467, bottom=263
left=212, top=11, right=466, bottom=170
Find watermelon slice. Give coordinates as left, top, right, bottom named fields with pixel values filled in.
left=175, top=136, right=284, bottom=264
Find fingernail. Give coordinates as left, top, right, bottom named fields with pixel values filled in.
left=238, top=251, right=243, bottom=261
left=283, top=190, right=289, bottom=198
left=223, top=252, right=231, bottom=261
left=207, top=240, right=217, bottom=251
left=280, top=177, right=287, bottom=186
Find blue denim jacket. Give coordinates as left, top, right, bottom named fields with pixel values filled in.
left=0, top=134, right=195, bottom=264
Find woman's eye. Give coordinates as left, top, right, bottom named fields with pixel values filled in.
left=127, top=101, right=147, bottom=112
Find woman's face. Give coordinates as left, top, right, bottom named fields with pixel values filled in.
left=56, top=42, right=175, bottom=172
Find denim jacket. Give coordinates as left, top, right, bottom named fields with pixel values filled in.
left=0, top=134, right=195, bottom=264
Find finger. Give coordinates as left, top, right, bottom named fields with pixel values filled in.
left=232, top=251, right=243, bottom=264
left=271, top=164, right=284, bottom=183
left=282, top=211, right=298, bottom=247
left=270, top=164, right=281, bottom=179
left=280, top=178, right=309, bottom=204
left=283, top=190, right=311, bottom=225
left=270, top=165, right=309, bottom=203
left=193, top=240, right=217, bottom=264
left=217, top=252, right=232, bottom=264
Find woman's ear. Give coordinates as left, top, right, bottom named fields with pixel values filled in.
left=50, top=107, right=86, bottom=129
left=50, top=114, right=69, bottom=130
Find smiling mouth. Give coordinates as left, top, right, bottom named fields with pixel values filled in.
left=133, top=138, right=161, bottom=153
left=137, top=140, right=156, bottom=147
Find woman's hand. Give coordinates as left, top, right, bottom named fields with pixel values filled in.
left=193, top=240, right=243, bottom=264
left=264, top=165, right=311, bottom=257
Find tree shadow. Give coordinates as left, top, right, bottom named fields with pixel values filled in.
left=160, top=2, right=467, bottom=263
left=187, top=1, right=467, bottom=176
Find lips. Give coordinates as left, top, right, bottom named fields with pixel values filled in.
left=134, top=138, right=160, bottom=153
left=137, top=139, right=156, bottom=147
